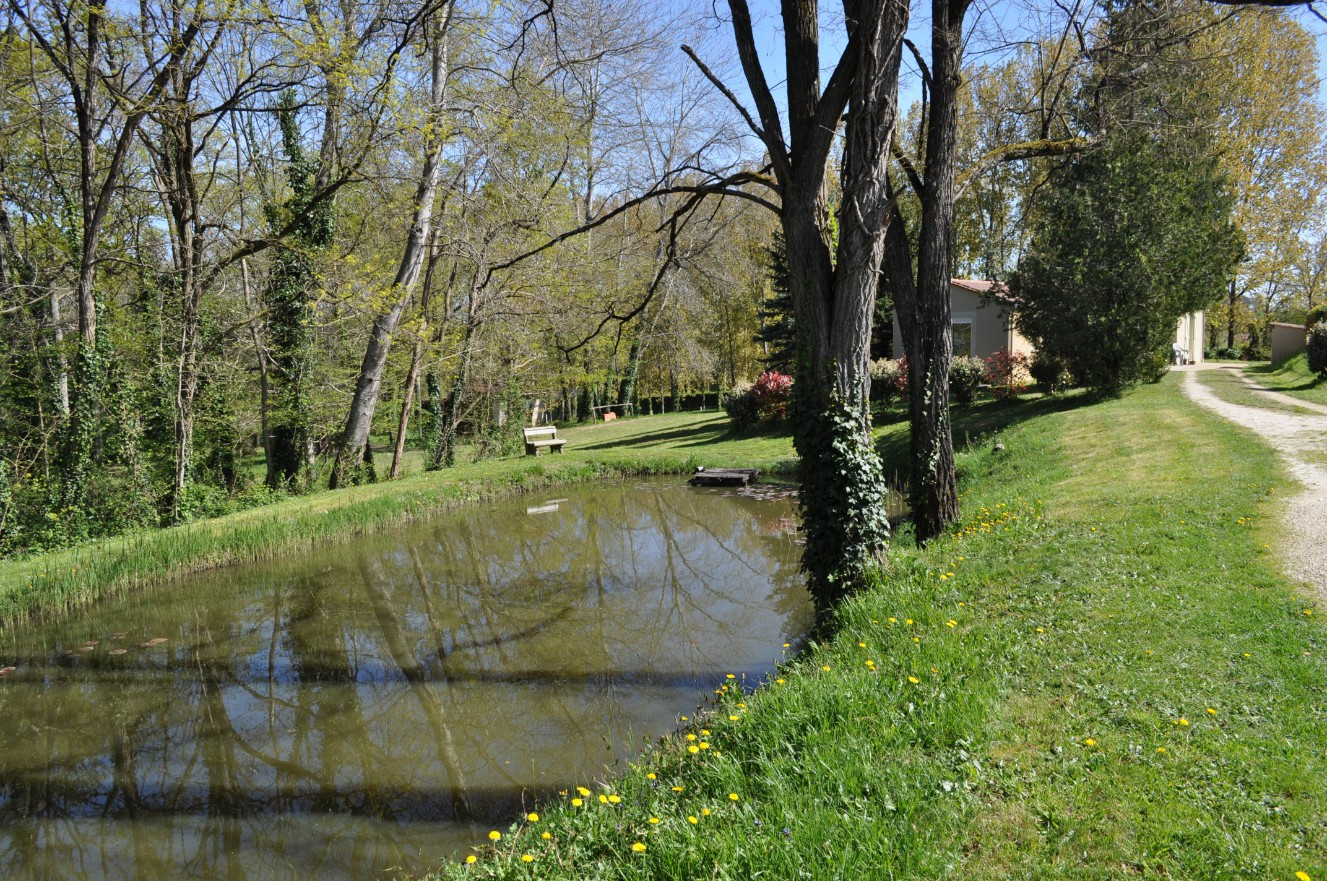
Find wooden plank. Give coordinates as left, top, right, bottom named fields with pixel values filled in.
left=688, top=467, right=760, bottom=487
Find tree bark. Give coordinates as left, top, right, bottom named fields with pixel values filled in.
left=897, top=0, right=969, bottom=541
left=329, top=9, right=453, bottom=489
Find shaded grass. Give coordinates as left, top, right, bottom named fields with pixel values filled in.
left=0, top=412, right=795, bottom=630
left=1247, top=352, right=1327, bottom=407
left=428, top=375, right=1326, bottom=881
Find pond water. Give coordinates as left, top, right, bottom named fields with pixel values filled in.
left=0, top=479, right=812, bottom=880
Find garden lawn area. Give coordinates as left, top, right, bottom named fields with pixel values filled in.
left=1247, top=352, right=1327, bottom=408
left=430, top=374, right=1327, bottom=881
left=0, top=410, right=796, bottom=629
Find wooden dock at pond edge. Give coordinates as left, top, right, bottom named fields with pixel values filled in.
left=688, top=467, right=760, bottom=487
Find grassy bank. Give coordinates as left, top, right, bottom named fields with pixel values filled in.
left=432, top=375, right=1326, bottom=880
left=0, top=412, right=795, bottom=628
left=1248, top=352, right=1327, bottom=407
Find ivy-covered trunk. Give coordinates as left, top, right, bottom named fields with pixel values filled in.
left=263, top=95, right=336, bottom=490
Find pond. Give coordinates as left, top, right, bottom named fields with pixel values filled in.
left=0, top=479, right=812, bottom=880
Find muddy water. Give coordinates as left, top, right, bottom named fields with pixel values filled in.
left=0, top=479, right=811, bottom=880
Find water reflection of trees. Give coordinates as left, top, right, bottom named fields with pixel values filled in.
left=0, top=484, right=810, bottom=880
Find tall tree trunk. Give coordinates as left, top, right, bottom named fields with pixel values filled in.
left=330, top=10, right=452, bottom=489
left=895, top=0, right=969, bottom=541
left=1227, top=276, right=1237, bottom=349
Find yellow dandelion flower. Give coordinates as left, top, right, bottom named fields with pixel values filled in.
left=946, top=620, right=957, bottom=627
left=889, top=617, right=897, bottom=623
left=738, top=702, right=747, bottom=709
left=782, top=643, right=790, bottom=648
left=1036, top=627, right=1045, bottom=633
left=726, top=673, right=736, bottom=680
left=577, top=786, right=591, bottom=797
left=688, top=745, right=700, bottom=754
left=671, top=786, right=684, bottom=792
left=527, top=812, right=539, bottom=822
left=1085, top=738, right=1096, bottom=747
left=1295, top=872, right=1311, bottom=881
left=701, top=729, right=710, bottom=735
left=1243, top=652, right=1251, bottom=658
left=699, top=741, right=710, bottom=749
left=1178, top=718, right=1189, bottom=727
left=647, top=773, right=656, bottom=780
left=521, top=854, right=534, bottom=863
left=680, top=715, right=688, bottom=721
left=465, top=855, right=477, bottom=864
left=631, top=842, right=646, bottom=853
left=688, top=815, right=699, bottom=824
left=541, top=831, right=551, bottom=839
left=1206, top=708, right=1217, bottom=716
left=729, top=715, right=739, bottom=721
left=1157, top=747, right=1166, bottom=753
left=488, top=831, right=501, bottom=841
left=686, top=733, right=697, bottom=741
left=908, top=676, right=920, bottom=684
left=728, top=793, right=740, bottom=802
left=701, top=808, right=711, bottom=816
left=649, top=817, right=660, bottom=825
left=571, top=798, right=583, bottom=807
left=608, top=795, right=621, bottom=804
left=775, top=678, right=786, bottom=684
left=821, top=665, right=831, bottom=672
left=906, top=619, right=914, bottom=625
left=598, top=795, right=609, bottom=804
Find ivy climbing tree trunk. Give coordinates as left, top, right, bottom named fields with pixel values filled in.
left=697, top=0, right=906, bottom=610
left=263, top=94, right=337, bottom=490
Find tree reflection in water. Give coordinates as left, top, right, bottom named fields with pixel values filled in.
left=0, top=480, right=810, bottom=880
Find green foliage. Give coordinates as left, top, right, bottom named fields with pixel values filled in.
left=1306, top=304, right=1327, bottom=331
left=1308, top=324, right=1327, bottom=376
left=724, top=372, right=792, bottom=430
left=869, top=357, right=908, bottom=406
left=262, top=92, right=336, bottom=490
left=1014, top=132, right=1242, bottom=395
left=754, top=231, right=796, bottom=374
left=949, top=355, right=986, bottom=405
left=1029, top=349, right=1074, bottom=393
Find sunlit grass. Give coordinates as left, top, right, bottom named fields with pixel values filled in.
left=426, top=375, right=1326, bottom=881
left=1247, top=352, right=1327, bottom=407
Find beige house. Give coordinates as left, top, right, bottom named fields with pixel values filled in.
left=890, top=280, right=1032, bottom=362
left=891, top=279, right=1204, bottom=365
left=1270, top=322, right=1307, bottom=363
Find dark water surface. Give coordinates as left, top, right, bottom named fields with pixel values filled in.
left=0, top=479, right=811, bottom=880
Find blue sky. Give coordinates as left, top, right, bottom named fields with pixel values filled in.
left=723, top=0, right=1327, bottom=125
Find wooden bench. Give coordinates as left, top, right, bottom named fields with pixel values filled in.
left=523, top=426, right=567, bottom=456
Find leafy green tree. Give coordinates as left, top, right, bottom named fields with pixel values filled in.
left=1013, top=131, right=1242, bottom=394
left=754, top=230, right=795, bottom=374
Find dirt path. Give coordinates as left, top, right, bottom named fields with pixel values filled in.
left=1182, top=366, right=1327, bottom=603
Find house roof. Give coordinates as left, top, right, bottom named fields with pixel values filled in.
left=951, top=278, right=1014, bottom=302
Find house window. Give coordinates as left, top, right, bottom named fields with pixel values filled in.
left=952, top=319, right=973, bottom=357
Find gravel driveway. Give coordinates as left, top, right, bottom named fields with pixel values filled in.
left=1182, top=366, right=1327, bottom=603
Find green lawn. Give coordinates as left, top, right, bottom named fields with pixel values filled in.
left=429, top=375, right=1326, bottom=881
left=1247, top=352, right=1327, bottom=408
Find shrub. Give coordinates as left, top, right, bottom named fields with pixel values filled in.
left=1241, top=344, right=1268, bottom=362
left=724, top=372, right=792, bottom=430
left=1306, top=303, right=1326, bottom=331
left=985, top=349, right=1031, bottom=400
left=870, top=357, right=909, bottom=405
left=1030, top=350, right=1074, bottom=393
left=750, top=371, right=793, bottom=422
left=722, top=381, right=759, bottom=430
left=1308, top=324, right=1327, bottom=377
left=949, top=355, right=986, bottom=405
